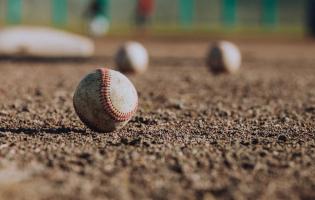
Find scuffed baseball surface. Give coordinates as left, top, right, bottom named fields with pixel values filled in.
left=207, top=41, right=241, bottom=74
left=73, top=68, right=138, bottom=132
left=115, top=41, right=149, bottom=73
left=109, top=70, right=138, bottom=114
left=0, top=26, right=94, bottom=57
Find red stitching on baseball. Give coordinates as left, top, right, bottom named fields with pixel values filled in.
left=98, top=68, right=138, bottom=122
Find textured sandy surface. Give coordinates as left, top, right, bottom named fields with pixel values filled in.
left=0, top=39, right=314, bottom=200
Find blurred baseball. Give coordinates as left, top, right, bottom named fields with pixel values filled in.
left=73, top=68, right=138, bottom=132
left=206, top=41, right=241, bottom=74
left=115, top=42, right=149, bottom=74
left=0, top=26, right=94, bottom=58
left=89, top=15, right=110, bottom=37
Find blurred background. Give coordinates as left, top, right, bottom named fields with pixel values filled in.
left=0, top=0, right=314, bottom=38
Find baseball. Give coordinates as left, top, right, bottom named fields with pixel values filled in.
left=89, top=15, right=110, bottom=37
left=73, top=68, right=138, bottom=132
left=115, top=42, right=149, bottom=74
left=206, top=41, right=241, bottom=74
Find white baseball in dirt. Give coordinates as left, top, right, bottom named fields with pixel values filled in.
left=115, top=42, right=149, bottom=74
left=206, top=41, right=241, bottom=74
left=73, top=68, right=138, bottom=132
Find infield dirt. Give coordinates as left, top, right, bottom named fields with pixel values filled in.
left=0, top=38, right=314, bottom=200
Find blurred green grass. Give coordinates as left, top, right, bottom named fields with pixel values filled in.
left=106, top=25, right=305, bottom=40
left=0, top=21, right=305, bottom=40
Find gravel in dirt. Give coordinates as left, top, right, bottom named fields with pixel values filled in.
left=0, top=39, right=314, bottom=200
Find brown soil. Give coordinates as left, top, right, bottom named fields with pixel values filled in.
left=0, top=38, right=314, bottom=200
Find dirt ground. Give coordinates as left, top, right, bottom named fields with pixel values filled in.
left=0, top=38, right=314, bottom=200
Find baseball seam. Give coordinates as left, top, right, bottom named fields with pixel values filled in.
left=98, top=68, right=138, bottom=122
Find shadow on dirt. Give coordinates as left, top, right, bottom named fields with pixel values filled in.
left=0, top=56, right=93, bottom=63
left=0, top=127, right=87, bottom=134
